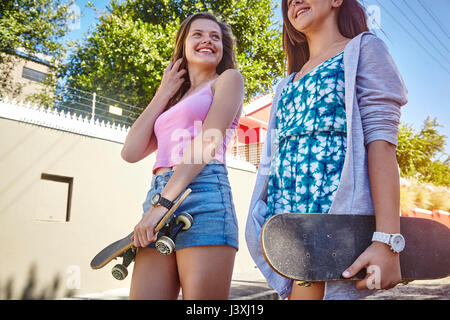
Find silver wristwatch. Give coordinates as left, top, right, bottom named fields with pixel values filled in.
left=372, top=232, right=405, bottom=253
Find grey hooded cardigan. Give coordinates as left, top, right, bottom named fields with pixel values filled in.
left=245, top=32, right=408, bottom=300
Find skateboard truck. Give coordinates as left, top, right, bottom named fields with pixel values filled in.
left=90, top=188, right=193, bottom=280
left=295, top=280, right=312, bottom=287
left=155, top=212, right=193, bottom=255
left=109, top=212, right=193, bottom=279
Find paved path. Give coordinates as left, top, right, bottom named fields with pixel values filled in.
left=70, top=276, right=449, bottom=300
left=231, top=277, right=450, bottom=300
left=70, top=279, right=278, bottom=300
left=234, top=277, right=450, bottom=300
left=362, top=277, right=450, bottom=300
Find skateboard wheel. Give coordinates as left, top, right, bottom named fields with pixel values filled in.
left=112, top=264, right=128, bottom=280
left=156, top=236, right=175, bottom=255
left=176, top=212, right=193, bottom=230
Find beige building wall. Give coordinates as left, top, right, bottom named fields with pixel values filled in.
left=0, top=116, right=260, bottom=299
left=1, top=52, right=54, bottom=102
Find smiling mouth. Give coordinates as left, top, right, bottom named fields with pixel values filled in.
left=296, top=7, right=310, bottom=17
left=197, top=48, right=215, bottom=54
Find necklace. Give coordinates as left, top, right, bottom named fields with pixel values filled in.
left=294, top=38, right=345, bottom=82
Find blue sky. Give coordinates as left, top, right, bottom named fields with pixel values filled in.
left=63, top=0, right=450, bottom=155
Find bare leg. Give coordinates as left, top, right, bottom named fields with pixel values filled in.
left=176, top=245, right=236, bottom=300
left=129, top=247, right=180, bottom=300
left=288, top=281, right=325, bottom=300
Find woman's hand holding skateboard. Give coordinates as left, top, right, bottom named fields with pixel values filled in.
left=132, top=206, right=168, bottom=247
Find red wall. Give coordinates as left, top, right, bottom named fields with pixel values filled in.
left=236, top=124, right=260, bottom=144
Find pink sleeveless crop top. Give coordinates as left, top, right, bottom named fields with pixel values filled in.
left=152, top=80, right=239, bottom=174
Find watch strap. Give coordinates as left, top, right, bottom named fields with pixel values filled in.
left=151, top=193, right=174, bottom=210
left=372, top=231, right=391, bottom=245
left=158, top=196, right=173, bottom=210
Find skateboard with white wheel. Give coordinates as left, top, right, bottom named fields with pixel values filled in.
left=90, top=188, right=192, bottom=280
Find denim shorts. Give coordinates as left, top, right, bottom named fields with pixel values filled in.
left=141, top=162, right=239, bottom=251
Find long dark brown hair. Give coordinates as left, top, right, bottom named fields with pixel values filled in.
left=166, top=12, right=237, bottom=110
left=282, top=0, right=369, bottom=74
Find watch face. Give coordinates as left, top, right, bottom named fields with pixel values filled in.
left=391, top=234, right=405, bottom=253
left=151, top=193, right=161, bottom=206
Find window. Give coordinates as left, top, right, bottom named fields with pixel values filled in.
left=22, top=67, right=49, bottom=83
left=36, top=174, right=73, bottom=222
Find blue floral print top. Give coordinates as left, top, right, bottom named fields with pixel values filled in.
left=266, top=51, right=347, bottom=220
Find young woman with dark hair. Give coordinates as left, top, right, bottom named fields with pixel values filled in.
left=122, top=12, right=243, bottom=300
left=246, top=0, right=408, bottom=300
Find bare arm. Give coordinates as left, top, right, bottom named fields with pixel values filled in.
left=367, top=140, right=400, bottom=234
left=121, top=59, right=186, bottom=163
left=121, top=93, right=170, bottom=163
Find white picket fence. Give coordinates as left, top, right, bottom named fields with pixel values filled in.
left=0, top=96, right=130, bottom=143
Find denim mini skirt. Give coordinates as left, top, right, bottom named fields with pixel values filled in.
left=141, top=161, right=239, bottom=252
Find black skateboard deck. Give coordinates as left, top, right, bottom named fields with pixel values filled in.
left=90, top=188, right=192, bottom=280
left=261, top=213, right=450, bottom=283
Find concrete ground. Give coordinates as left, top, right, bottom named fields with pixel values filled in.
left=362, top=276, right=450, bottom=300
left=69, top=276, right=449, bottom=300
left=69, top=269, right=278, bottom=300
left=69, top=280, right=278, bottom=300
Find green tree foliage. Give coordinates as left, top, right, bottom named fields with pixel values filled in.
left=0, top=0, right=70, bottom=58
left=62, top=0, right=284, bottom=120
left=62, top=7, right=179, bottom=120
left=0, top=0, right=71, bottom=98
left=397, top=117, right=450, bottom=186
